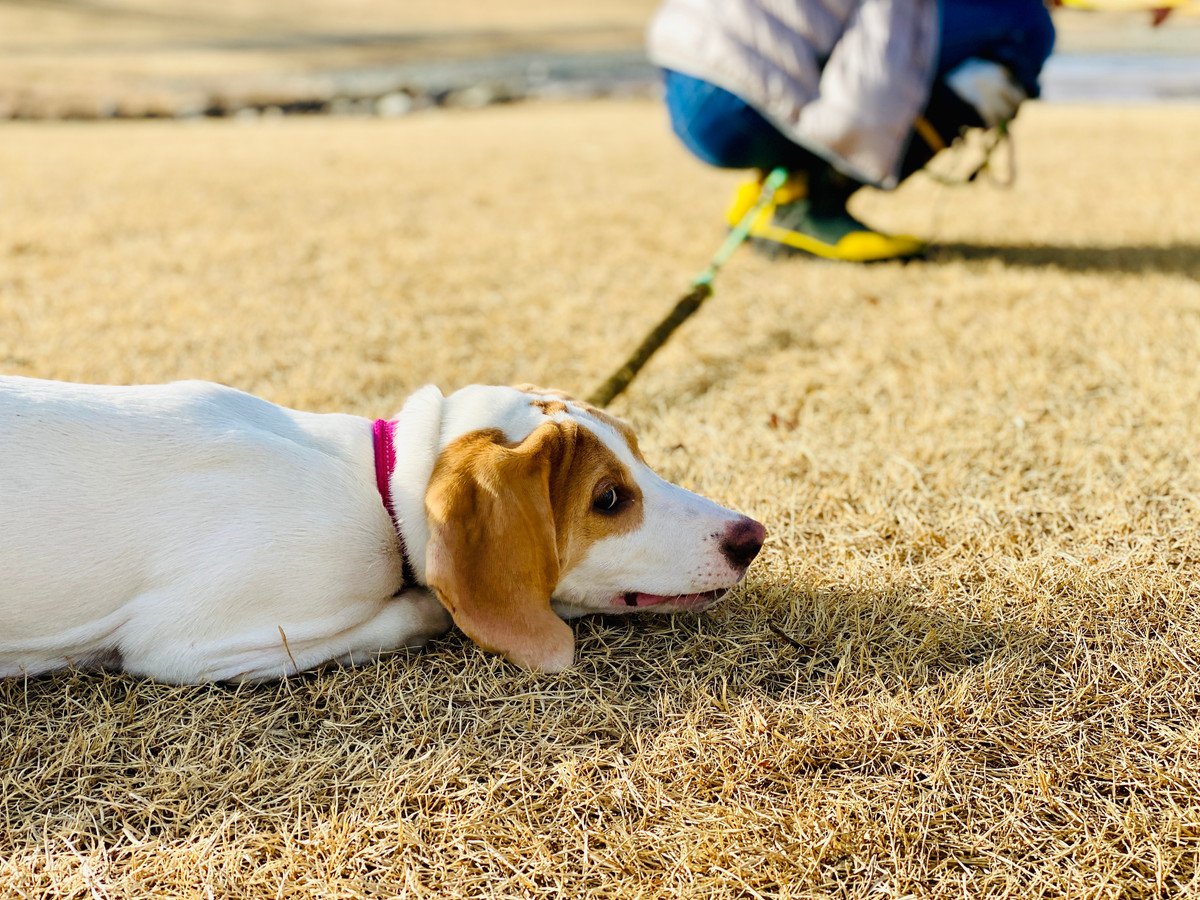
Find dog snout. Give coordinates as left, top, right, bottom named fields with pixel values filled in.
left=720, top=516, right=766, bottom=571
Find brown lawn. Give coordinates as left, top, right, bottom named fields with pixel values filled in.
left=1, top=100, right=1199, bottom=897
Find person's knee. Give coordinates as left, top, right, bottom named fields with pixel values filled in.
left=662, top=70, right=753, bottom=168
left=1008, top=1, right=1056, bottom=95
left=938, top=0, right=1056, bottom=96
left=1023, top=1, right=1056, bottom=71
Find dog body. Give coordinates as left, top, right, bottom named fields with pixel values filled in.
left=0, top=377, right=764, bottom=682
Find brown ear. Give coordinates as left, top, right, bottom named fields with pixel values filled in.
left=424, top=423, right=575, bottom=672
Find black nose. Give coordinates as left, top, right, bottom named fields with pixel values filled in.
left=720, top=517, right=766, bottom=570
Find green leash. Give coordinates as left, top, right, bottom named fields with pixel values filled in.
left=587, top=166, right=789, bottom=408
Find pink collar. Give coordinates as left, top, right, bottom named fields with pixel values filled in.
left=372, top=418, right=417, bottom=588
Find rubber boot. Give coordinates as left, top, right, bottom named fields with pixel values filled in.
left=726, top=169, right=925, bottom=262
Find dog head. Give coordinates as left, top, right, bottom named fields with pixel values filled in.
left=419, top=385, right=765, bottom=673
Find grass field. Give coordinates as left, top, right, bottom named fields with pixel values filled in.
left=1, top=101, right=1199, bottom=897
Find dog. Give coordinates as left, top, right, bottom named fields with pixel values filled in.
left=0, top=377, right=765, bottom=682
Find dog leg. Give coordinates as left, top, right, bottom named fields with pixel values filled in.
left=192, top=589, right=451, bottom=681
left=331, top=588, right=452, bottom=670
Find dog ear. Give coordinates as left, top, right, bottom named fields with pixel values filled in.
left=424, top=422, right=575, bottom=672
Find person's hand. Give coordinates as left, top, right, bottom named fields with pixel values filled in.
left=945, top=59, right=1027, bottom=128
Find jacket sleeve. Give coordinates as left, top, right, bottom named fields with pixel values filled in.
left=795, top=0, right=938, bottom=187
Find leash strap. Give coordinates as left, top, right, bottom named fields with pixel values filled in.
left=588, top=167, right=788, bottom=407
left=694, top=166, right=789, bottom=289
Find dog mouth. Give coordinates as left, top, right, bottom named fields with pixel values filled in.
left=615, top=588, right=728, bottom=610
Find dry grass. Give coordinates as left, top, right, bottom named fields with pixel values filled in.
left=2, top=101, right=1200, bottom=897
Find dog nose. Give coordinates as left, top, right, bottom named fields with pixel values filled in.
left=720, top=516, right=766, bottom=570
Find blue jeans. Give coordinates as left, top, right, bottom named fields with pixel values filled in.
left=937, top=0, right=1056, bottom=99
left=664, top=0, right=1055, bottom=173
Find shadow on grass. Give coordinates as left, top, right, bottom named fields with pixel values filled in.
left=581, top=579, right=1056, bottom=707
left=0, top=582, right=1058, bottom=852
left=931, top=241, right=1200, bottom=278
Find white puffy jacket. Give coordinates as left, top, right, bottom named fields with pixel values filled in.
left=647, top=0, right=938, bottom=188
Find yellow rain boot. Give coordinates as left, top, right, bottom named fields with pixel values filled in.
left=723, top=171, right=807, bottom=227
left=724, top=171, right=925, bottom=262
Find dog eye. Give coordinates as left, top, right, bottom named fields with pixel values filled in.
left=592, top=486, right=621, bottom=514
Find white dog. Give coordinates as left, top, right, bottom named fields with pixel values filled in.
left=0, top=377, right=765, bottom=682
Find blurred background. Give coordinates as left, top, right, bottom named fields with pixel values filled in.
left=2, top=1, right=1197, bottom=121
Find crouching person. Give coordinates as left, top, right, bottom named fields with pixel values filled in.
left=647, top=0, right=1056, bottom=261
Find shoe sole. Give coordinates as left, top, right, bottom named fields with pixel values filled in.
left=748, top=235, right=928, bottom=263
left=739, top=219, right=926, bottom=264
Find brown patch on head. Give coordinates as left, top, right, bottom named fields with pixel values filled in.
left=546, top=419, right=645, bottom=574
left=424, top=419, right=643, bottom=672
left=577, top=404, right=646, bottom=464
left=530, top=398, right=568, bottom=416
left=513, top=383, right=645, bottom=463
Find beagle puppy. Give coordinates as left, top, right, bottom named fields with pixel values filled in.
left=0, top=377, right=765, bottom=682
